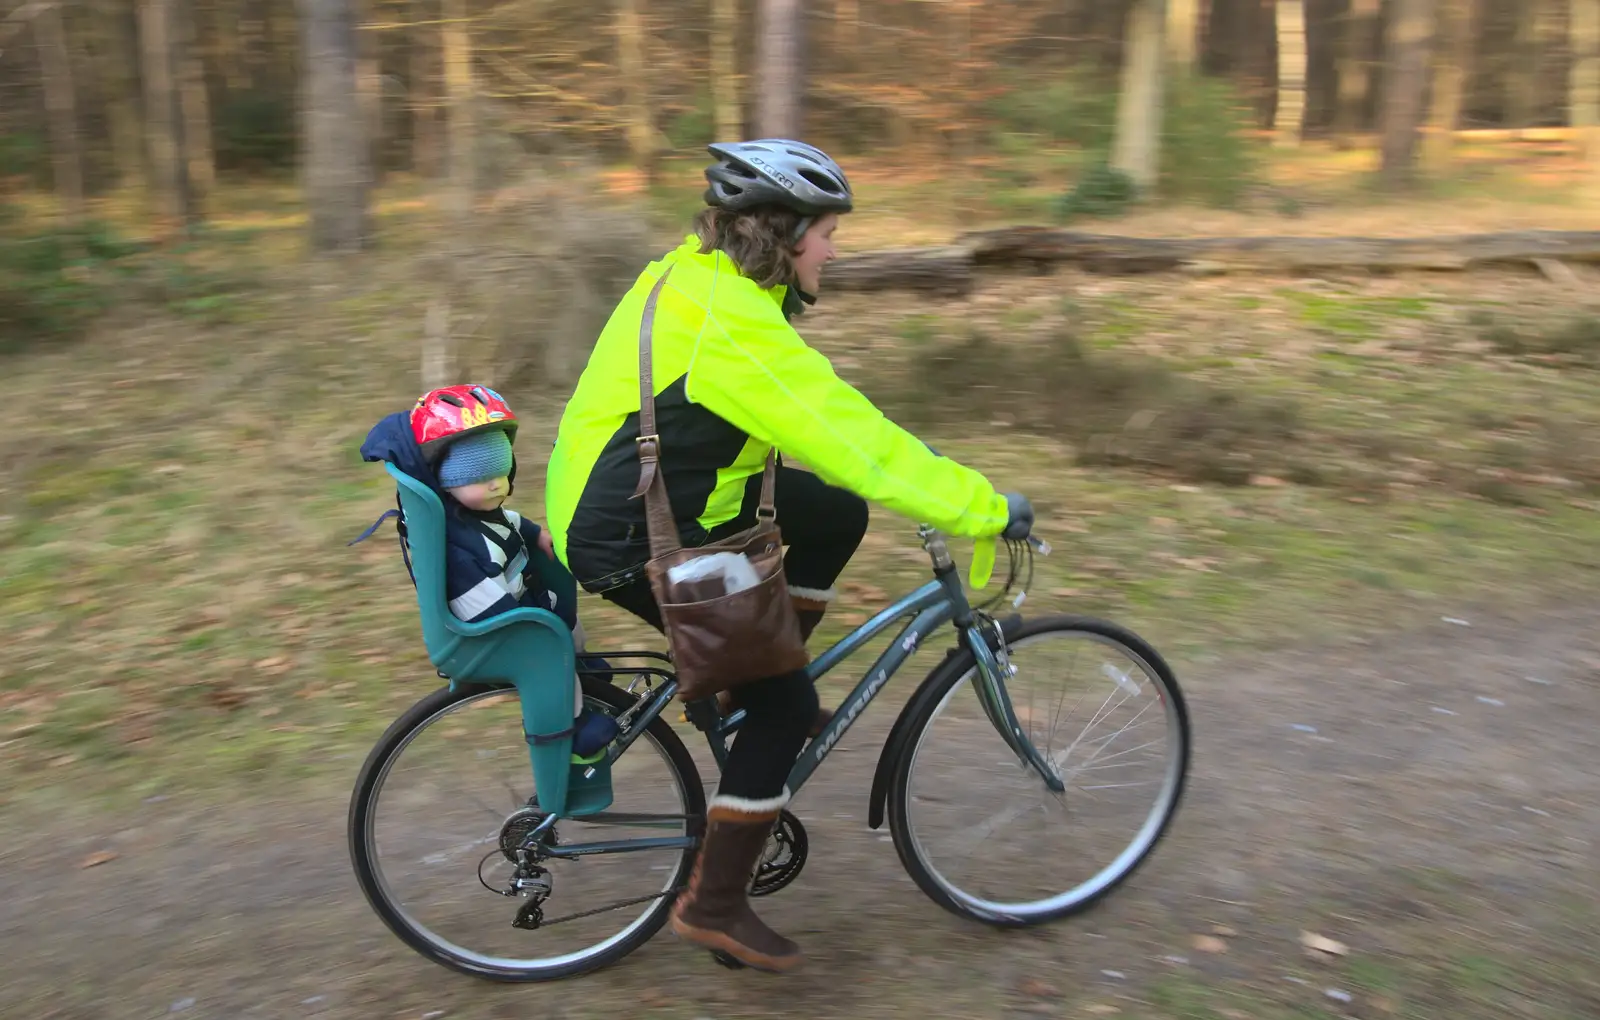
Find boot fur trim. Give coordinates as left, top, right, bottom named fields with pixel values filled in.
left=707, top=787, right=791, bottom=816
left=788, top=586, right=836, bottom=604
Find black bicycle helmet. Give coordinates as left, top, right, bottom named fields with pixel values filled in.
left=703, top=139, right=854, bottom=218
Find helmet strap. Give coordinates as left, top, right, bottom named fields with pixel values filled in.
left=790, top=216, right=814, bottom=244
left=781, top=285, right=817, bottom=321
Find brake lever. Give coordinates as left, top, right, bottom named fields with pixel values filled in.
left=1026, top=535, right=1051, bottom=557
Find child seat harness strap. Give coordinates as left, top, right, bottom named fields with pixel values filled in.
left=348, top=496, right=415, bottom=587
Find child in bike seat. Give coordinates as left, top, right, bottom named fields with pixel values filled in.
left=357, top=384, right=617, bottom=758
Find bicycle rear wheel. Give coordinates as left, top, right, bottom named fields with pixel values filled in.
left=349, top=676, right=704, bottom=981
left=887, top=615, right=1189, bottom=926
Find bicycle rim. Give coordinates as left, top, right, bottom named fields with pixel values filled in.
left=889, top=617, right=1189, bottom=925
left=350, top=682, right=701, bottom=980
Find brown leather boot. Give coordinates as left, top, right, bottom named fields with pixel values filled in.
left=670, top=799, right=803, bottom=973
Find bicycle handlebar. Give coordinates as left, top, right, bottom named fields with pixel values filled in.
left=915, top=524, right=1050, bottom=557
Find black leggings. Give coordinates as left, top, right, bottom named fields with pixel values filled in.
left=599, top=466, right=868, bottom=801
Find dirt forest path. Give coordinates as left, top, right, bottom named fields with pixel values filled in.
left=3, top=602, right=1598, bottom=1020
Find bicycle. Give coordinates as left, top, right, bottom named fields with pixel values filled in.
left=349, top=522, right=1191, bottom=981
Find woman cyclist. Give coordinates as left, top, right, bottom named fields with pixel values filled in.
left=544, top=138, right=1033, bottom=973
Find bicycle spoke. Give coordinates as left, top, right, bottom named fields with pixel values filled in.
left=893, top=621, right=1188, bottom=923
left=352, top=683, right=702, bottom=979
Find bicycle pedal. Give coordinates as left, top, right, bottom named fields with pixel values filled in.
left=709, top=950, right=747, bottom=970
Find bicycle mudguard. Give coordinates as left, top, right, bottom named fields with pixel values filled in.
left=866, top=613, right=1025, bottom=831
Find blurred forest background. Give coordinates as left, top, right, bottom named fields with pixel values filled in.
left=3, top=0, right=1598, bottom=251
left=4, top=8, right=1600, bottom=1016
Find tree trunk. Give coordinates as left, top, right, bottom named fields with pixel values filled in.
left=711, top=0, right=740, bottom=140
left=1424, top=0, right=1477, bottom=170
left=36, top=1, right=84, bottom=229
left=835, top=0, right=857, bottom=56
left=1575, top=0, right=1600, bottom=173
left=240, top=0, right=266, bottom=93
left=1334, top=0, right=1380, bottom=135
left=1168, top=0, right=1198, bottom=74
left=99, top=0, right=145, bottom=192
left=299, top=0, right=372, bottom=251
left=1112, top=0, right=1167, bottom=192
left=617, top=0, right=655, bottom=179
left=139, top=0, right=193, bottom=230
left=947, top=0, right=971, bottom=169
left=441, top=0, right=474, bottom=217
left=177, top=0, right=214, bottom=211
left=1378, top=0, right=1436, bottom=190
left=420, top=285, right=453, bottom=391
left=211, top=0, right=248, bottom=92
left=1274, top=0, right=1307, bottom=146
left=755, top=0, right=803, bottom=137
left=409, top=10, right=440, bottom=177
left=1507, top=0, right=1546, bottom=127
left=357, top=0, right=384, bottom=182
left=421, top=0, right=475, bottom=397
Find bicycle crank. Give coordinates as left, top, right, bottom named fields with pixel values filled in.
left=750, top=808, right=808, bottom=897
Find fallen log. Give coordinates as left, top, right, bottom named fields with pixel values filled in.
left=964, top=226, right=1600, bottom=273
left=824, top=228, right=1600, bottom=290
left=823, top=243, right=973, bottom=294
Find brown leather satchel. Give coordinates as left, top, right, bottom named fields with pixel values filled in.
left=631, top=266, right=810, bottom=702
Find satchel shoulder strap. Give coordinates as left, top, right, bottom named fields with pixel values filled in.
left=630, top=265, right=777, bottom=557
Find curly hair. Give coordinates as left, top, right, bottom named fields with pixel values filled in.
left=692, top=205, right=806, bottom=290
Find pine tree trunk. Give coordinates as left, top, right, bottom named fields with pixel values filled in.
left=1335, top=0, right=1380, bottom=135
left=100, top=0, right=146, bottom=192
left=1168, top=0, right=1198, bottom=74
left=1112, top=0, right=1167, bottom=192
left=1274, top=0, right=1307, bottom=146
left=299, top=0, right=372, bottom=251
left=756, top=0, right=804, bottom=137
left=711, top=0, right=741, bottom=140
left=1507, top=0, right=1545, bottom=127
left=1574, top=0, right=1600, bottom=174
left=441, top=0, right=474, bottom=217
left=1424, top=0, right=1477, bottom=170
left=358, top=0, right=384, bottom=182
left=139, top=0, right=193, bottom=231
left=617, top=0, right=655, bottom=180
left=212, top=0, right=248, bottom=92
left=835, top=0, right=857, bottom=55
left=240, top=0, right=266, bottom=93
left=1378, top=0, right=1437, bottom=190
left=410, top=9, right=440, bottom=178
left=177, top=0, right=214, bottom=211
left=36, top=0, right=85, bottom=229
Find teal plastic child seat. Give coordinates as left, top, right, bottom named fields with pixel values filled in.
left=385, top=463, right=613, bottom=817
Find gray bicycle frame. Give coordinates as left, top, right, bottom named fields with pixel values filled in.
left=537, top=528, right=1062, bottom=861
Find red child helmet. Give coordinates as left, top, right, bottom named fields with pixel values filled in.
left=410, top=384, right=518, bottom=463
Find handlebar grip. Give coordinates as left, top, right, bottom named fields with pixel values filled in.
left=1002, top=492, right=1034, bottom=541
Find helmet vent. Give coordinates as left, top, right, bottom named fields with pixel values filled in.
left=798, top=168, right=842, bottom=193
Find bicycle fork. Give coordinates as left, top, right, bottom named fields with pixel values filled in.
left=964, top=624, right=1067, bottom=793
left=923, top=526, right=1065, bottom=795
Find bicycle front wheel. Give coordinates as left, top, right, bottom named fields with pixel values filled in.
left=887, top=615, right=1190, bottom=926
left=349, top=676, right=704, bottom=981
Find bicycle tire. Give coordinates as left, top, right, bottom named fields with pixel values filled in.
left=886, top=614, right=1190, bottom=927
left=348, top=675, right=706, bottom=981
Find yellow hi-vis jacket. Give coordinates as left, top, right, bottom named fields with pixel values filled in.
left=544, top=236, right=1009, bottom=590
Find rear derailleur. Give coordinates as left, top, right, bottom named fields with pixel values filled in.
left=480, top=805, right=556, bottom=930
